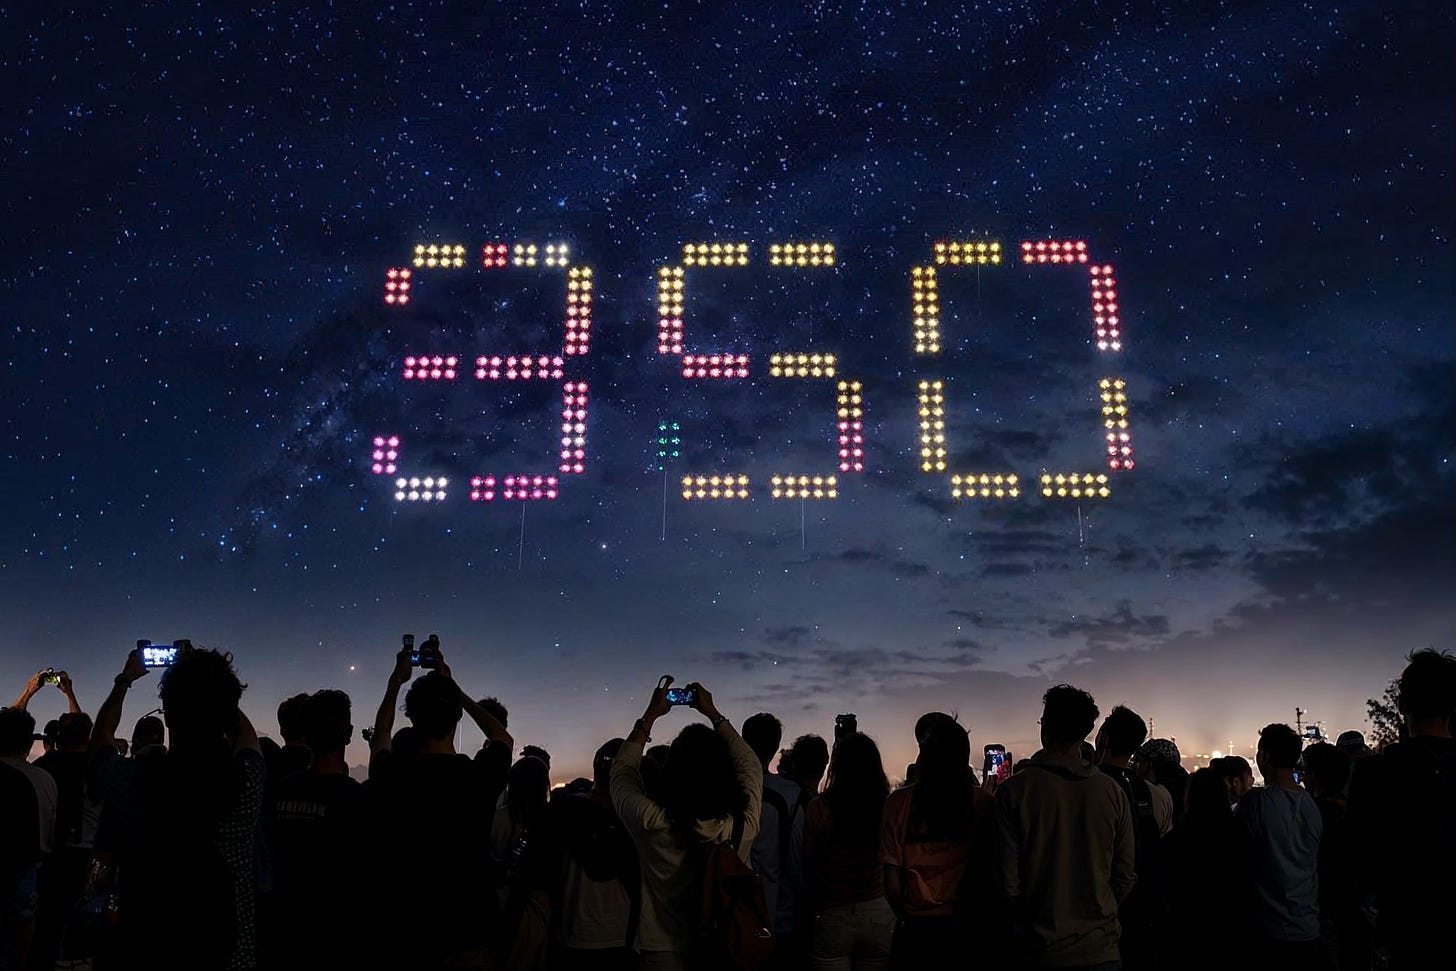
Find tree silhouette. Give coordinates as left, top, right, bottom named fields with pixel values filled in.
left=1365, top=678, right=1403, bottom=749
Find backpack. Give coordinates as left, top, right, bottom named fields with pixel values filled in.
left=692, top=814, right=774, bottom=971
left=1102, top=767, right=1169, bottom=928
left=759, top=785, right=811, bottom=873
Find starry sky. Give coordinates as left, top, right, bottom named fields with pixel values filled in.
left=3, top=2, right=1452, bottom=780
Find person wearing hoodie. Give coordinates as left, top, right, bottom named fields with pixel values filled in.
left=993, top=683, right=1135, bottom=969
left=611, top=678, right=762, bottom=971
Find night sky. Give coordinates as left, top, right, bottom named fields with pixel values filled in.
left=3, top=2, right=1452, bottom=780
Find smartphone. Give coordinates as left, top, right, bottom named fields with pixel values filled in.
left=665, top=686, right=697, bottom=707
left=835, top=713, right=858, bottom=740
left=983, top=743, right=1012, bottom=784
left=137, top=640, right=180, bottom=668
left=42, top=668, right=60, bottom=686
left=409, top=633, right=441, bottom=669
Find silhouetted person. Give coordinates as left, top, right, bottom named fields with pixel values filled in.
left=521, top=744, right=553, bottom=771
left=547, top=739, right=637, bottom=971
left=1210, top=755, right=1255, bottom=806
left=881, top=720, right=992, bottom=967
left=742, top=712, right=807, bottom=945
left=783, top=733, right=829, bottom=797
left=611, top=680, right=761, bottom=970
left=1301, top=741, right=1371, bottom=971
left=264, top=689, right=366, bottom=970
left=0, top=710, right=45, bottom=971
left=367, top=646, right=513, bottom=971
left=806, top=731, right=893, bottom=971
left=493, top=754, right=553, bottom=970
left=1164, top=768, right=1249, bottom=971
left=33, top=708, right=101, bottom=968
left=994, top=684, right=1134, bottom=969
left=1093, top=704, right=1169, bottom=970
left=261, top=692, right=312, bottom=787
left=902, top=711, right=957, bottom=785
left=1346, top=648, right=1456, bottom=970
left=1135, top=737, right=1188, bottom=829
left=120, top=646, right=265, bottom=971
left=1237, top=723, right=1321, bottom=967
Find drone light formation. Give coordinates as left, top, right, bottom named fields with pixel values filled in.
left=414, top=244, right=467, bottom=269
left=768, top=242, right=835, bottom=267
left=656, top=266, right=685, bottom=355
left=1040, top=472, right=1110, bottom=499
left=402, top=355, right=458, bottom=381
left=934, top=241, right=1002, bottom=265
left=950, top=473, right=1020, bottom=500
left=384, top=268, right=412, bottom=305
left=385, top=239, right=592, bottom=503
left=681, top=474, right=751, bottom=501
left=565, top=266, right=592, bottom=355
left=768, top=353, right=836, bottom=378
left=911, top=266, right=941, bottom=355
left=770, top=474, right=838, bottom=500
left=682, top=354, right=750, bottom=379
left=1019, top=240, right=1089, bottom=264
left=469, top=475, right=559, bottom=502
left=682, top=242, right=749, bottom=267
left=1090, top=264, right=1122, bottom=351
left=370, top=435, right=400, bottom=476
left=838, top=380, right=864, bottom=473
left=918, top=381, right=948, bottom=472
left=394, top=476, right=449, bottom=502
left=656, top=421, right=682, bottom=471
left=1101, top=377, right=1135, bottom=470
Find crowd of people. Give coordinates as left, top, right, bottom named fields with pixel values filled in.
left=1, top=644, right=1453, bottom=971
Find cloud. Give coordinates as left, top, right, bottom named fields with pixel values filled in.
left=1048, top=601, right=1172, bottom=649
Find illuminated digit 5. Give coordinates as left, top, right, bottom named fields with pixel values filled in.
left=372, top=239, right=593, bottom=503
left=655, top=241, right=865, bottom=501
left=913, top=237, right=1135, bottom=501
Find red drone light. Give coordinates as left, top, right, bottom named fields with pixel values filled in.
left=482, top=243, right=509, bottom=268
left=1020, top=240, right=1089, bottom=265
left=402, top=355, right=458, bottom=380
left=838, top=421, right=865, bottom=473
left=559, top=382, right=589, bottom=474
left=384, top=267, right=412, bottom=305
left=1090, top=264, right=1122, bottom=351
left=473, top=355, right=566, bottom=381
left=682, top=353, right=750, bottom=379
left=1107, top=429, right=1136, bottom=471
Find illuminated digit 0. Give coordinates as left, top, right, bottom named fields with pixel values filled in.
left=374, top=240, right=593, bottom=503
left=913, top=237, right=1135, bottom=500
left=658, top=241, right=864, bottom=500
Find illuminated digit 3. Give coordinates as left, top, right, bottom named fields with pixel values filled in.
left=372, top=239, right=593, bottom=503
left=913, top=237, right=1134, bottom=501
left=655, top=241, right=864, bottom=501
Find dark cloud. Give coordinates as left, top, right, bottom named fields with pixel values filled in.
left=1048, top=602, right=1172, bottom=649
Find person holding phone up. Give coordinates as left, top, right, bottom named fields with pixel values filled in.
left=610, top=677, right=764, bottom=971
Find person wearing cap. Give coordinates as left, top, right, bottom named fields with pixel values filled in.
left=1136, top=737, right=1189, bottom=829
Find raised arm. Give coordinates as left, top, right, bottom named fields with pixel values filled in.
left=90, top=651, right=149, bottom=751
left=689, top=683, right=762, bottom=847
left=12, top=669, right=49, bottom=710
left=371, top=649, right=413, bottom=755
left=611, top=678, right=673, bottom=833
left=460, top=690, right=513, bottom=750
left=56, top=671, right=82, bottom=715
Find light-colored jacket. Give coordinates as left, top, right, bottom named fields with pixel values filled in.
left=993, top=751, right=1136, bottom=967
left=611, top=723, right=763, bottom=954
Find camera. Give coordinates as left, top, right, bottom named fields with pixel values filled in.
left=664, top=686, right=697, bottom=707
left=835, top=713, right=858, bottom=740
left=406, top=633, right=442, bottom=669
left=136, top=641, right=183, bottom=668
